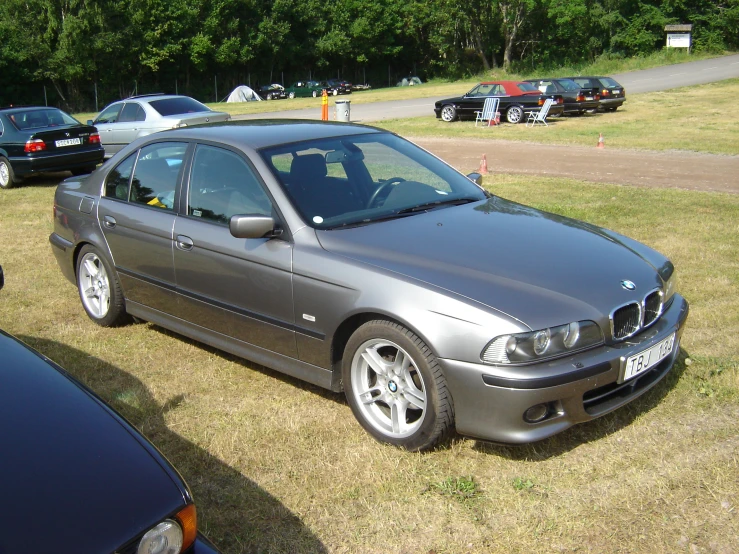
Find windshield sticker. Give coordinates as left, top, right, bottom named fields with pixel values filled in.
left=313, top=216, right=324, bottom=224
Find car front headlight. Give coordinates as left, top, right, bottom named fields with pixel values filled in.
left=137, top=504, right=197, bottom=554
left=482, top=320, right=604, bottom=365
left=663, top=269, right=678, bottom=303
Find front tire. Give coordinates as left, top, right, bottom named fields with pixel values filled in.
left=0, top=156, right=20, bottom=189
left=440, top=105, right=457, bottom=122
left=288, top=92, right=296, bottom=99
left=342, top=320, right=453, bottom=451
left=76, top=244, right=128, bottom=327
left=506, top=106, right=524, bottom=124
left=312, top=90, right=318, bottom=98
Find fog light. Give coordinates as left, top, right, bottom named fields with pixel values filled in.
left=524, top=403, right=549, bottom=423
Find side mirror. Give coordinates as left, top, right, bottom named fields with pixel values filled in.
left=87, top=120, right=94, bottom=125
left=466, top=172, right=482, bottom=185
left=229, top=215, right=281, bottom=239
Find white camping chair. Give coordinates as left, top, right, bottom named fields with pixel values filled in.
left=475, top=97, right=500, bottom=127
left=526, top=98, right=554, bottom=127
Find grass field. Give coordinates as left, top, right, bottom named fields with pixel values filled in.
left=0, top=168, right=737, bottom=552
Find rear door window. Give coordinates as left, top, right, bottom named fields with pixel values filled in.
left=119, top=102, right=146, bottom=123
left=130, top=142, right=188, bottom=209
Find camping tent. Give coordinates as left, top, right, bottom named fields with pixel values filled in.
left=226, top=85, right=262, bottom=102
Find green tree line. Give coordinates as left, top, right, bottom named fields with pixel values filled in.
left=1, top=0, right=737, bottom=111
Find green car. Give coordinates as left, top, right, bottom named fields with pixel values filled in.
left=284, top=80, right=326, bottom=98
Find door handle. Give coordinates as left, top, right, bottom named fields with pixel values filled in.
left=103, top=215, right=116, bottom=228
left=176, top=235, right=194, bottom=251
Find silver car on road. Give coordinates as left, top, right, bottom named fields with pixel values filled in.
left=90, top=94, right=230, bottom=158
left=49, top=121, right=689, bottom=451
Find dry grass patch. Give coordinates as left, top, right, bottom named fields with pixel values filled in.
left=1, top=175, right=737, bottom=553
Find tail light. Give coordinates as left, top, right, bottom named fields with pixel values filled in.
left=538, top=97, right=545, bottom=106
left=602, top=89, right=610, bottom=97
left=89, top=133, right=101, bottom=144
left=595, top=93, right=601, bottom=100
left=25, top=139, right=46, bottom=153
left=576, top=93, right=585, bottom=102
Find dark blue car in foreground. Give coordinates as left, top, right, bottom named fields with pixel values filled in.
left=0, top=265, right=220, bottom=554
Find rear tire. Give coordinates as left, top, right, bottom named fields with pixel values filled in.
left=506, top=106, right=524, bottom=124
left=0, top=156, right=19, bottom=189
left=289, top=92, right=296, bottom=99
left=342, top=320, right=453, bottom=451
left=76, top=244, right=129, bottom=327
left=312, top=90, right=318, bottom=98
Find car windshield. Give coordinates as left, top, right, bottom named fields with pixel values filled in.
left=9, top=108, right=80, bottom=130
left=260, top=132, right=487, bottom=230
left=148, top=97, right=211, bottom=116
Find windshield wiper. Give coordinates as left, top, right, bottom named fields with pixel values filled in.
left=396, top=197, right=480, bottom=214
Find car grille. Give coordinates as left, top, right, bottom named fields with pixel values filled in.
left=610, top=289, right=664, bottom=341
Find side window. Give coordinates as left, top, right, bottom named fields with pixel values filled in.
left=188, top=145, right=272, bottom=224
left=104, top=154, right=136, bottom=200
left=135, top=104, right=147, bottom=122
left=118, top=103, right=142, bottom=123
left=130, top=142, right=187, bottom=210
left=95, top=103, right=123, bottom=124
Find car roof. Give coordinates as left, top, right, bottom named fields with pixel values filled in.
left=147, top=119, right=386, bottom=150
left=0, top=106, right=64, bottom=114
left=479, top=80, right=529, bottom=86
left=122, top=94, right=192, bottom=102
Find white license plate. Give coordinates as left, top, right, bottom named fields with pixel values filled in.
left=55, top=138, right=81, bottom=147
left=623, top=333, right=676, bottom=381
left=586, top=96, right=593, bottom=100
left=613, top=89, right=621, bottom=94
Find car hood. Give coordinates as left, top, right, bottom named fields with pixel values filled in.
left=316, top=197, right=669, bottom=331
left=0, top=331, right=187, bottom=554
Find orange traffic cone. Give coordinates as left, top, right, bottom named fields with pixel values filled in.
left=596, top=133, right=605, bottom=149
left=479, top=154, right=489, bottom=174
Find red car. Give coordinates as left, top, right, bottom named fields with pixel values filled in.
left=434, top=81, right=565, bottom=124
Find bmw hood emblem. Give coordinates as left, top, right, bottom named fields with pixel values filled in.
left=620, top=280, right=636, bottom=291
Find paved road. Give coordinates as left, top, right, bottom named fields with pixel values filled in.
left=233, top=54, right=739, bottom=123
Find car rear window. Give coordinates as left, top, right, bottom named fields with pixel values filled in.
left=147, top=97, right=211, bottom=116
left=516, top=83, right=539, bottom=93
left=9, top=109, right=79, bottom=130
left=600, top=78, right=621, bottom=88
left=558, top=79, right=581, bottom=91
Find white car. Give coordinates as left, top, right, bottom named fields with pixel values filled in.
left=90, top=94, right=230, bottom=158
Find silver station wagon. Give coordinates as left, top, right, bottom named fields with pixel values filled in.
left=50, top=121, right=689, bottom=451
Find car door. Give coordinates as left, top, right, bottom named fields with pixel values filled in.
left=98, top=141, right=188, bottom=314
left=172, top=143, right=297, bottom=357
left=114, top=102, right=147, bottom=148
left=93, top=102, right=124, bottom=157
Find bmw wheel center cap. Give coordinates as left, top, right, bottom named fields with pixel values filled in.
left=388, top=381, right=398, bottom=393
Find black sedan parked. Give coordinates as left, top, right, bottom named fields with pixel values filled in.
left=567, top=76, right=626, bottom=111
left=259, top=85, right=287, bottom=100
left=0, top=265, right=220, bottom=554
left=325, top=78, right=352, bottom=95
left=434, top=81, right=565, bottom=124
left=524, top=78, right=600, bottom=115
left=0, top=106, right=104, bottom=189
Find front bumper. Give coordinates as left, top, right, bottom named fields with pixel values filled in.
left=441, top=294, right=689, bottom=444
